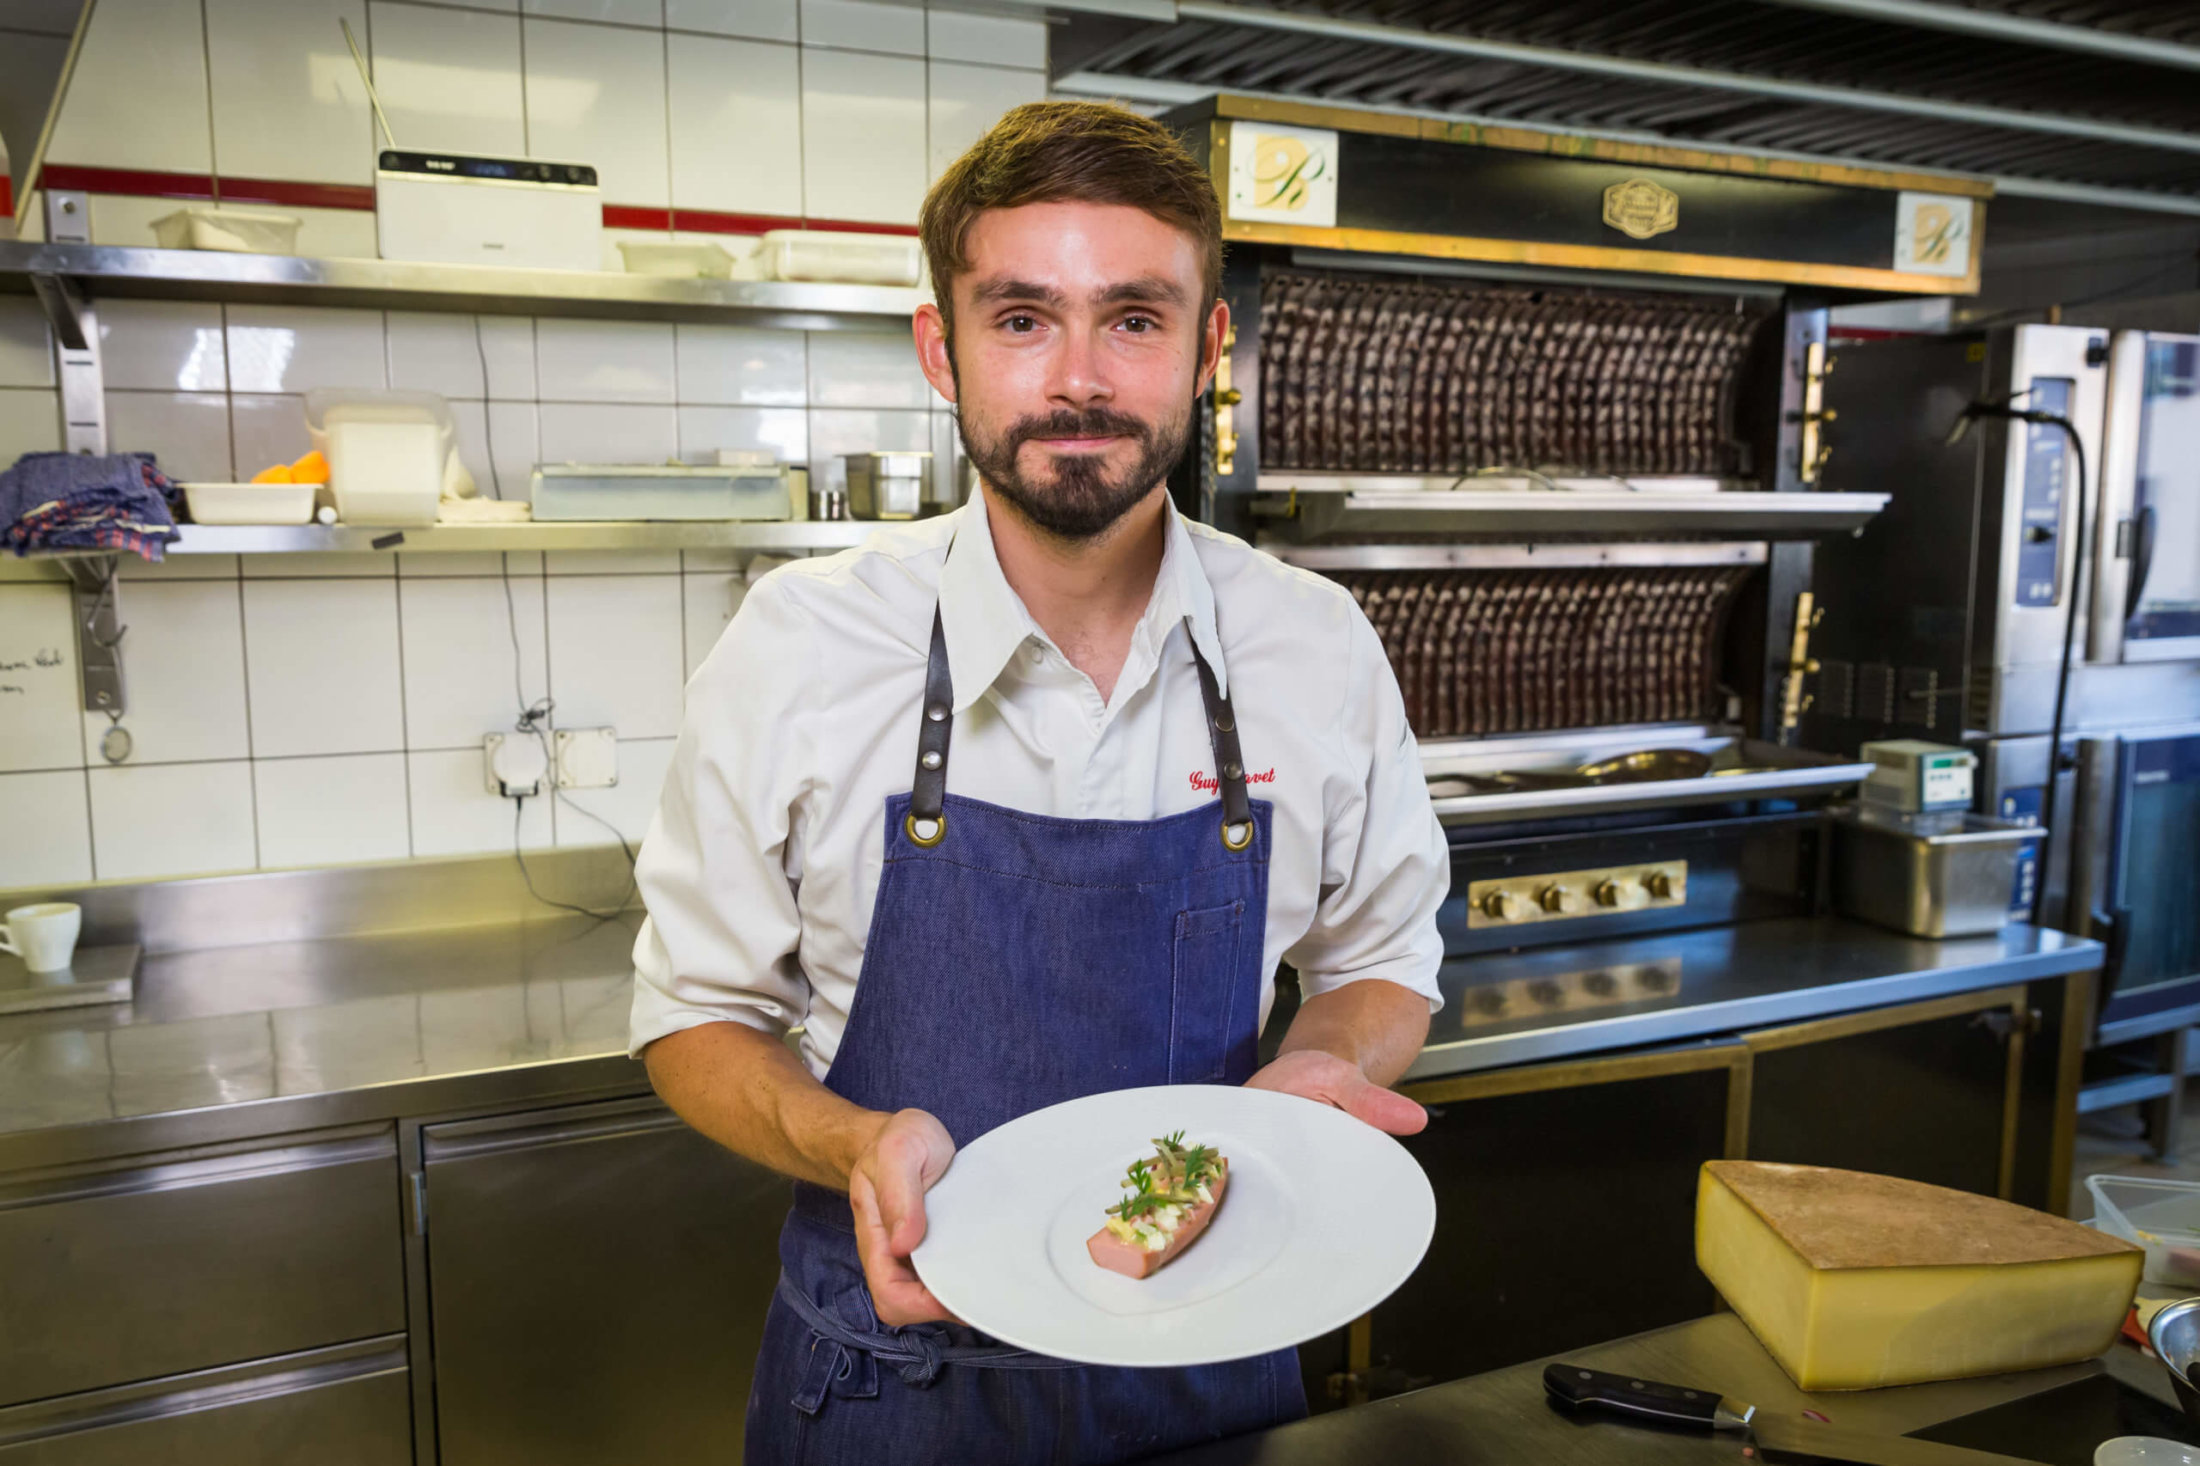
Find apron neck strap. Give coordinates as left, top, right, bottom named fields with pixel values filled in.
left=905, top=608, right=1253, bottom=851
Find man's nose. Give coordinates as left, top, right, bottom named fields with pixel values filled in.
left=1047, top=323, right=1113, bottom=407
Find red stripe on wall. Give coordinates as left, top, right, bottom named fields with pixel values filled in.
left=602, top=204, right=673, bottom=231
left=217, top=176, right=377, bottom=211
left=798, top=217, right=921, bottom=238
left=39, top=164, right=217, bottom=201
left=671, top=207, right=802, bottom=236
left=0, top=174, right=12, bottom=221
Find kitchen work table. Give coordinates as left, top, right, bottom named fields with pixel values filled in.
left=0, top=852, right=2103, bottom=1465
left=1150, top=1311, right=2192, bottom=1466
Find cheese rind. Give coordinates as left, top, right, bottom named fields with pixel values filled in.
left=1696, top=1162, right=2142, bottom=1391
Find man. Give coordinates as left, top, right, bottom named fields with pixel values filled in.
left=631, top=101, right=1447, bottom=1463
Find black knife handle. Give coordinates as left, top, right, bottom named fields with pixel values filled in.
left=1543, top=1363, right=1727, bottom=1430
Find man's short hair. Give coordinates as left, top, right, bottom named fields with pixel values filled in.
left=919, top=101, right=1224, bottom=339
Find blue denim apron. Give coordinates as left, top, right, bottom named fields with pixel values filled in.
left=744, top=607, right=1308, bottom=1465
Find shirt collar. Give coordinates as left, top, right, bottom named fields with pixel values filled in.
left=936, top=485, right=1227, bottom=714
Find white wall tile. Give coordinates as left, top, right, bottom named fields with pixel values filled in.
left=105, top=392, right=234, bottom=482
left=536, top=319, right=676, bottom=403
left=399, top=551, right=543, bottom=577
left=89, top=761, right=257, bottom=880
left=0, top=584, right=84, bottom=772
left=0, top=559, right=67, bottom=586
left=243, top=578, right=405, bottom=756
left=45, top=0, right=213, bottom=174
left=288, top=206, right=382, bottom=261
left=226, top=306, right=389, bottom=394
left=116, top=554, right=243, bottom=581
left=523, top=17, right=671, bottom=207
left=927, top=61, right=1045, bottom=183
left=806, top=330, right=933, bottom=408
left=231, top=394, right=314, bottom=481
left=801, top=50, right=927, bottom=225
left=535, top=402, right=679, bottom=464
left=667, top=36, right=801, bottom=218
left=0, top=390, right=61, bottom=461
left=0, top=771, right=92, bottom=886
left=85, top=194, right=183, bottom=249
left=666, top=0, right=796, bottom=42
left=449, top=399, right=540, bottom=502
left=241, top=553, right=396, bottom=579
left=400, top=574, right=548, bottom=748
left=675, top=405, right=807, bottom=463
left=409, top=747, right=552, bottom=855
left=545, top=575, right=685, bottom=738
left=205, top=0, right=374, bottom=185
left=675, top=324, right=805, bottom=406
left=97, top=301, right=227, bottom=393
left=681, top=571, right=738, bottom=677
left=255, top=752, right=412, bottom=867
left=0, top=299, right=53, bottom=389
left=387, top=314, right=537, bottom=400
left=807, top=405, right=929, bottom=493
left=801, top=0, right=923, bottom=54
left=84, top=580, right=251, bottom=765
left=524, top=0, right=663, bottom=20
left=542, top=550, right=682, bottom=573
left=369, top=1, right=528, bottom=158
left=926, top=8, right=1045, bottom=67
left=554, top=736, right=674, bottom=846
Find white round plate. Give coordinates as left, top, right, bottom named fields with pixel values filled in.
left=910, top=1083, right=1436, bottom=1368
left=2097, top=1439, right=2200, bottom=1466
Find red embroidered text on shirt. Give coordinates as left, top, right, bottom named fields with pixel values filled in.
left=1190, top=767, right=1276, bottom=793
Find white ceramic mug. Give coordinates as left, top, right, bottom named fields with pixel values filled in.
left=0, top=902, right=82, bottom=974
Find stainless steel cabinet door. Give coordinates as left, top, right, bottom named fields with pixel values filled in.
left=421, top=1096, right=787, bottom=1466
left=0, top=1125, right=405, bottom=1406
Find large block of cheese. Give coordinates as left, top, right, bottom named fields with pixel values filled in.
left=1697, top=1161, right=2142, bottom=1391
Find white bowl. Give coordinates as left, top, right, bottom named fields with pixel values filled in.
left=182, top=481, right=320, bottom=526
left=2098, top=1438, right=2200, bottom=1466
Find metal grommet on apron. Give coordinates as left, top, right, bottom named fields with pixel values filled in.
left=745, top=592, right=1304, bottom=1466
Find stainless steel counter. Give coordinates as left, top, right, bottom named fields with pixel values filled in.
left=1411, top=917, right=2102, bottom=1080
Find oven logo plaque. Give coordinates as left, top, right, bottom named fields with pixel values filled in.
left=1893, top=192, right=1974, bottom=277
left=1602, top=178, right=1680, bottom=240
left=1226, top=120, right=1338, bottom=228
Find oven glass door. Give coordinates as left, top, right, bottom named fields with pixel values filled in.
left=2126, top=337, right=2200, bottom=658
left=2103, top=730, right=2200, bottom=1027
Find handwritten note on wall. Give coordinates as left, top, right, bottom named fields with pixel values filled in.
left=0, top=585, right=85, bottom=771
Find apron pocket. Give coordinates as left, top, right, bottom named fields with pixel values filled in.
left=1169, top=901, right=1245, bottom=1084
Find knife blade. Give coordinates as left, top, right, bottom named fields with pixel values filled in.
left=1542, top=1364, right=2049, bottom=1466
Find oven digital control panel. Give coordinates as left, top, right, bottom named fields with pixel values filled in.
left=1465, top=860, right=1689, bottom=929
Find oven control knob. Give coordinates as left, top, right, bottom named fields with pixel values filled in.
left=1538, top=884, right=1582, bottom=915
left=1595, top=878, right=1647, bottom=910
left=1480, top=889, right=1524, bottom=922
left=1646, top=870, right=1680, bottom=901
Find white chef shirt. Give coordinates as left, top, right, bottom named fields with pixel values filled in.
left=628, top=485, right=1448, bottom=1077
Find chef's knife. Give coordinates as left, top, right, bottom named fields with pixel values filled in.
left=1542, top=1364, right=2049, bottom=1466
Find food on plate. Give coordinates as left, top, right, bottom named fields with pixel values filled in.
left=1088, top=1132, right=1228, bottom=1279
left=1696, top=1160, right=2142, bottom=1390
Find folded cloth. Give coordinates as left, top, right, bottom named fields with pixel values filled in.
left=1, top=452, right=182, bottom=560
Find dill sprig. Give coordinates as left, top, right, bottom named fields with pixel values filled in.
left=1105, top=1134, right=1222, bottom=1222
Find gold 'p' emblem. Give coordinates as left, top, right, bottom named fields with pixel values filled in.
left=1602, top=178, right=1680, bottom=240
left=1911, top=201, right=1957, bottom=265
left=1252, top=134, right=1324, bottom=212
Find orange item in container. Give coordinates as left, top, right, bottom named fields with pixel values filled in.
left=250, top=463, right=293, bottom=484
left=288, top=450, right=329, bottom=485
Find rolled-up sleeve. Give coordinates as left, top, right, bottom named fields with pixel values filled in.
left=628, top=575, right=814, bottom=1056
left=1282, top=609, right=1448, bottom=1013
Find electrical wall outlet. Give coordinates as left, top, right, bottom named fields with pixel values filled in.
left=555, top=727, right=619, bottom=789
left=484, top=732, right=547, bottom=798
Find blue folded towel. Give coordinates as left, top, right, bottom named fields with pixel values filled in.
left=1, top=451, right=181, bottom=560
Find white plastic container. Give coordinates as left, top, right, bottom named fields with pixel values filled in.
left=2087, top=1174, right=2200, bottom=1287
left=181, top=481, right=318, bottom=526
left=305, top=389, right=462, bottom=527
left=617, top=240, right=734, bottom=278
left=760, top=230, right=921, bottom=287
left=151, top=207, right=302, bottom=254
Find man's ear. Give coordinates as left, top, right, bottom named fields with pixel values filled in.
left=914, top=302, right=959, bottom=405
left=1195, top=297, right=1230, bottom=398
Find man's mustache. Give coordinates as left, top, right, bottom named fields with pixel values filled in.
left=1004, top=409, right=1153, bottom=450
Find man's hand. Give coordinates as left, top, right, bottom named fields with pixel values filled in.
left=848, top=1107, right=961, bottom=1326
left=1246, top=1048, right=1428, bottom=1135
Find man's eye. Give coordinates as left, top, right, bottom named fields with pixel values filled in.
left=1005, top=315, right=1039, bottom=333
left=1121, top=316, right=1156, bottom=333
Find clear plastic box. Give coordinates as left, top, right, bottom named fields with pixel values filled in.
left=150, top=207, right=301, bottom=254
left=2088, top=1174, right=2200, bottom=1287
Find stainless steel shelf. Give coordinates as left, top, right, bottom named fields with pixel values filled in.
left=0, top=242, right=925, bottom=330
left=67, top=520, right=883, bottom=556
left=1264, top=541, right=1769, bottom=570
left=1253, top=476, right=1889, bottom=539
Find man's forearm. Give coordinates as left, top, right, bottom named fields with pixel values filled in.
left=1276, top=978, right=1431, bottom=1088
left=643, top=1020, right=888, bottom=1190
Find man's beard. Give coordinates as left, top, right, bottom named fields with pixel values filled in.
left=958, top=400, right=1190, bottom=542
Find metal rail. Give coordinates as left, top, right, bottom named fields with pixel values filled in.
left=1754, top=0, right=2200, bottom=75
left=1170, top=1, right=2200, bottom=158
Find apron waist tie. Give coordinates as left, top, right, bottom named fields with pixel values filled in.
left=774, top=1273, right=1076, bottom=1398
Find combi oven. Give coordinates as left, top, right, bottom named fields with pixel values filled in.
left=2092, top=333, right=2200, bottom=666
